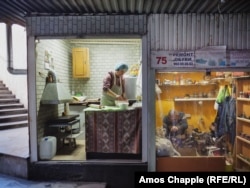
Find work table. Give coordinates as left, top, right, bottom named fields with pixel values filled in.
left=69, top=98, right=101, bottom=106
left=84, top=106, right=142, bottom=159
left=69, top=101, right=88, bottom=106
left=84, top=106, right=139, bottom=112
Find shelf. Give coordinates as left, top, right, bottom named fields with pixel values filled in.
left=237, top=136, right=250, bottom=144
left=49, top=114, right=80, bottom=123
left=174, top=98, right=216, bottom=102
left=236, top=154, right=250, bottom=166
left=48, top=119, right=80, bottom=127
left=234, top=76, right=250, bottom=80
left=237, top=98, right=250, bottom=102
left=237, top=117, right=250, bottom=123
left=66, top=130, right=84, bottom=139
left=159, top=83, right=217, bottom=87
left=235, top=76, right=250, bottom=170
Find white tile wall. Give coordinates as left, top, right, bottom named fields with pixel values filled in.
left=71, top=43, right=141, bottom=98
left=36, top=39, right=72, bottom=139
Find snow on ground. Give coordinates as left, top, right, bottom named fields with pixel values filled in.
left=0, top=173, right=106, bottom=188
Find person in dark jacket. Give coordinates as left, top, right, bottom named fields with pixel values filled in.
left=163, top=109, right=188, bottom=137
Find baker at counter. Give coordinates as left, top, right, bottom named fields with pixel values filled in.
left=101, top=63, right=129, bottom=106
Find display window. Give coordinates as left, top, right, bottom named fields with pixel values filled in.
left=155, top=71, right=250, bottom=172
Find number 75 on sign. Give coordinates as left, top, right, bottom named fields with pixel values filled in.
left=151, top=50, right=195, bottom=68
left=151, top=51, right=171, bottom=68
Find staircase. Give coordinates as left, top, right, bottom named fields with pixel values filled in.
left=0, top=80, right=28, bottom=130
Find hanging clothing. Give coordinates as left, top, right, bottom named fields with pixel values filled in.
left=216, top=85, right=231, bottom=103
left=214, top=85, right=236, bottom=145
left=215, top=96, right=236, bottom=144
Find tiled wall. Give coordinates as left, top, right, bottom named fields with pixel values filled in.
left=71, top=43, right=141, bottom=98
left=36, top=39, right=72, bottom=139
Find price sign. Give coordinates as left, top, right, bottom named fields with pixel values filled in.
left=151, top=51, right=195, bottom=68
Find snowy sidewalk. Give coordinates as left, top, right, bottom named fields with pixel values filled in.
left=0, top=173, right=106, bottom=188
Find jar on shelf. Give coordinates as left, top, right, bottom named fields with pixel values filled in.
left=239, top=91, right=243, bottom=98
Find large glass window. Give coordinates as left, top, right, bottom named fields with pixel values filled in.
left=0, top=23, right=7, bottom=64
left=36, top=38, right=142, bottom=161
left=12, top=24, right=27, bottom=69
left=155, top=71, right=249, bottom=171
left=155, top=71, right=235, bottom=155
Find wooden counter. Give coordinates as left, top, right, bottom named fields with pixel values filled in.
left=84, top=107, right=142, bottom=159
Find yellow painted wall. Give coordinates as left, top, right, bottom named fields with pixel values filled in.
left=155, top=72, right=230, bottom=133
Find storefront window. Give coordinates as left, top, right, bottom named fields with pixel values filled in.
left=155, top=71, right=249, bottom=171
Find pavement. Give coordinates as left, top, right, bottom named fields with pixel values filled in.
left=0, top=127, right=29, bottom=158
left=0, top=173, right=106, bottom=188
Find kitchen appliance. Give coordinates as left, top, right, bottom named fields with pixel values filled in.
left=40, top=69, right=72, bottom=104
left=124, top=76, right=137, bottom=100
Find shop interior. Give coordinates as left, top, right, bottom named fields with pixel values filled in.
left=155, top=71, right=250, bottom=172
left=37, top=39, right=142, bottom=162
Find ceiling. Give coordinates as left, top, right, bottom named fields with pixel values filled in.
left=0, top=0, right=249, bottom=26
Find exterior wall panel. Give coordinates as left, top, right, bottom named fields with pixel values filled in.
left=26, top=15, right=147, bottom=36
left=149, top=13, right=250, bottom=50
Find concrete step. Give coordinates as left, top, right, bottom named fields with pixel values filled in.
left=0, top=114, right=28, bottom=122
left=0, top=92, right=12, bottom=96
left=0, top=98, right=19, bottom=104
left=0, top=103, right=24, bottom=109
left=0, top=94, right=15, bottom=99
left=0, top=156, right=28, bottom=179
left=0, top=80, right=28, bottom=130
left=0, top=108, right=28, bottom=115
left=0, top=82, right=6, bottom=88
left=0, top=120, right=28, bottom=130
left=0, top=90, right=11, bottom=94
left=0, top=127, right=29, bottom=178
left=0, top=87, right=9, bottom=91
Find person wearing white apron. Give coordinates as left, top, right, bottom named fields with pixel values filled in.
left=101, top=63, right=128, bottom=106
